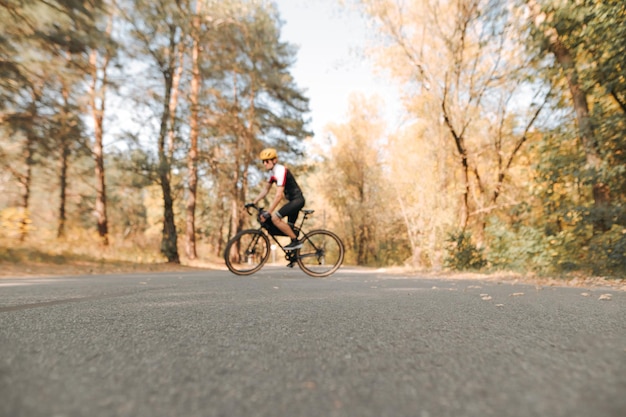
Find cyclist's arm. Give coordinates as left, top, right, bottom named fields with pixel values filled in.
left=267, top=186, right=285, bottom=214
left=253, top=181, right=272, bottom=205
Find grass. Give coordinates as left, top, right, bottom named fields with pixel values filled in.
left=0, top=237, right=219, bottom=278
left=1, top=246, right=94, bottom=265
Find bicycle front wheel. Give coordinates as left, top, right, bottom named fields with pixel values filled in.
left=224, top=229, right=270, bottom=275
left=297, top=229, right=344, bottom=277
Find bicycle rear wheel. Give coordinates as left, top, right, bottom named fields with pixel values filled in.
left=224, top=229, right=270, bottom=275
left=297, top=229, right=344, bottom=277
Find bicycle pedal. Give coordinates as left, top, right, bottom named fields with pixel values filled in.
left=286, top=262, right=295, bottom=268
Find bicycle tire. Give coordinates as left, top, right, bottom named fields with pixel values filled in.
left=296, top=229, right=344, bottom=277
left=224, top=229, right=270, bottom=275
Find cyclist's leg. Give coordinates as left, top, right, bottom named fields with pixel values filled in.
left=274, top=197, right=305, bottom=239
left=280, top=196, right=305, bottom=225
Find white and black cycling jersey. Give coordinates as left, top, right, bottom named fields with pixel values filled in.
left=266, top=163, right=303, bottom=201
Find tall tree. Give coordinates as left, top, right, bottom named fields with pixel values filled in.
left=354, top=0, right=549, bottom=238
left=87, top=0, right=117, bottom=245
left=321, top=93, right=386, bottom=265
left=122, top=0, right=184, bottom=263
left=184, top=0, right=202, bottom=260
left=199, top=0, right=311, bottom=240
left=54, top=72, right=84, bottom=239
left=526, top=0, right=625, bottom=230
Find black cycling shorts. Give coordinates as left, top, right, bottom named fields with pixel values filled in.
left=277, top=196, right=305, bottom=225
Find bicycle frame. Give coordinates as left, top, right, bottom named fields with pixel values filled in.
left=247, top=204, right=311, bottom=263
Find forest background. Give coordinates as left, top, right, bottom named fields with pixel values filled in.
left=1, top=0, right=624, bottom=278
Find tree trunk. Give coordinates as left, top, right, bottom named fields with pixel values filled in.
left=549, top=38, right=602, bottom=168
left=551, top=38, right=611, bottom=224
left=92, top=92, right=109, bottom=244
left=158, top=108, right=180, bottom=263
left=58, top=141, right=69, bottom=239
left=442, top=89, right=470, bottom=229
left=185, top=9, right=201, bottom=261
left=157, top=30, right=180, bottom=264
left=94, top=135, right=109, bottom=244
left=19, top=117, right=35, bottom=242
left=167, top=47, right=184, bottom=160
left=88, top=37, right=110, bottom=245
left=228, top=73, right=247, bottom=239
left=158, top=113, right=179, bottom=263
left=57, top=79, right=73, bottom=239
left=160, top=170, right=179, bottom=263
left=229, top=197, right=239, bottom=242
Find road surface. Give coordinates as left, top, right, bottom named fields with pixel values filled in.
left=1, top=267, right=624, bottom=417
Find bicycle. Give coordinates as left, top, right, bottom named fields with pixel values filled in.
left=223, top=204, right=345, bottom=277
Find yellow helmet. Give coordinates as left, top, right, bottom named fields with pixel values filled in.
left=259, top=148, right=277, bottom=160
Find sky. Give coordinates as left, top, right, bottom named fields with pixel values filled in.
left=272, top=0, right=402, bottom=139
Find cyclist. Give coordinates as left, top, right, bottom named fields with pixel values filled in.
left=250, top=148, right=305, bottom=250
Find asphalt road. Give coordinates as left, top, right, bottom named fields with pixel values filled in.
left=1, top=267, right=625, bottom=417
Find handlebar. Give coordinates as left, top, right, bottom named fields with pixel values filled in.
left=245, top=203, right=266, bottom=216
left=245, top=203, right=272, bottom=223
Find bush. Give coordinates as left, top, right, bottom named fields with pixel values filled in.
left=587, top=225, right=626, bottom=276
left=444, top=231, right=486, bottom=271
left=485, top=219, right=549, bottom=272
